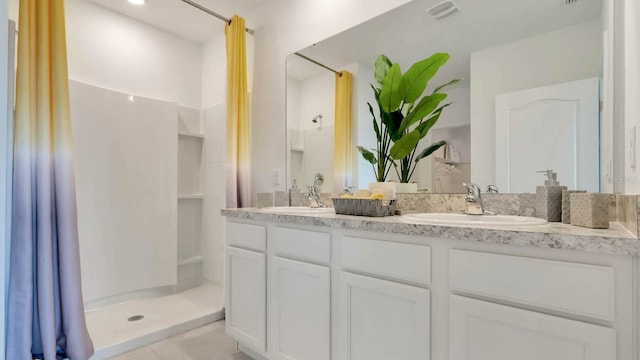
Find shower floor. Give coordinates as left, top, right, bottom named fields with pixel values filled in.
left=86, top=282, right=224, bottom=360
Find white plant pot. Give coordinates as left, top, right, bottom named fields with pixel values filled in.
left=395, top=182, right=418, bottom=193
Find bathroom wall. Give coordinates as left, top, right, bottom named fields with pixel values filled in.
left=64, top=0, right=203, bottom=108
left=470, top=19, right=602, bottom=188
left=624, top=0, right=640, bottom=194
left=248, top=0, right=415, bottom=202
left=62, top=1, right=207, bottom=298
left=70, top=81, right=178, bottom=303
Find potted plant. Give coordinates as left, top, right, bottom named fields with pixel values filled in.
left=358, top=53, right=459, bottom=192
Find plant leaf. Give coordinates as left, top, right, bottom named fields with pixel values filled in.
left=401, top=53, right=450, bottom=104
left=399, top=93, right=447, bottom=133
left=357, top=146, right=378, bottom=165
left=388, top=110, right=404, bottom=142
left=379, top=63, right=405, bottom=113
left=414, top=140, right=447, bottom=163
left=432, top=78, right=462, bottom=94
left=374, top=55, right=392, bottom=85
left=390, top=130, right=421, bottom=160
left=368, top=102, right=381, bottom=142
left=415, top=103, right=451, bottom=137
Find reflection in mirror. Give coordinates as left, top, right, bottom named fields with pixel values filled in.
left=286, top=54, right=338, bottom=193
left=286, top=0, right=606, bottom=194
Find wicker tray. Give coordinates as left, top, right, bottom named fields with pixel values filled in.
left=332, top=198, right=396, bottom=217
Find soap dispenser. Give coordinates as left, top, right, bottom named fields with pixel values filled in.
left=535, top=170, right=567, bottom=222
left=289, top=179, right=302, bottom=206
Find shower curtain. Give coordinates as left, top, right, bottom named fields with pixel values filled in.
left=6, top=0, right=94, bottom=359
left=333, top=71, right=353, bottom=193
left=225, top=15, right=251, bottom=208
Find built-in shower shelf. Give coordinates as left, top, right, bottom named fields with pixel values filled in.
left=178, top=194, right=204, bottom=200
left=178, top=256, right=204, bottom=266
left=178, top=131, right=205, bottom=139
left=291, top=146, right=304, bottom=152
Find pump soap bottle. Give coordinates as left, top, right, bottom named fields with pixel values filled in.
left=289, top=180, right=302, bottom=206
left=535, top=170, right=567, bottom=222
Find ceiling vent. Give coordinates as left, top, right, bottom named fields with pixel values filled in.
left=427, top=0, right=458, bottom=19
left=427, top=0, right=460, bottom=19
left=566, top=0, right=578, bottom=3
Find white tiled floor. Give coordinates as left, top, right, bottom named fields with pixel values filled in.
left=87, top=283, right=224, bottom=359
left=110, top=321, right=251, bottom=360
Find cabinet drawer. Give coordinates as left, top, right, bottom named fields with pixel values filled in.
left=340, top=236, right=431, bottom=285
left=449, top=295, right=615, bottom=360
left=272, top=227, right=330, bottom=264
left=226, top=221, right=266, bottom=251
left=449, top=249, right=615, bottom=320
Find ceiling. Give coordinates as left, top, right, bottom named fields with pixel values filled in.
left=84, top=0, right=272, bottom=43
left=289, top=0, right=602, bottom=82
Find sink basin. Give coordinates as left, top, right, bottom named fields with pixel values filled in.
left=400, top=213, right=548, bottom=227
left=261, top=206, right=335, bottom=214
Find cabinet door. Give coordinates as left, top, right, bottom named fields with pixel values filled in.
left=272, top=257, right=330, bottom=360
left=226, top=246, right=266, bottom=353
left=339, top=271, right=430, bottom=360
left=449, top=295, right=616, bottom=360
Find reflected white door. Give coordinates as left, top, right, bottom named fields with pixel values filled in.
left=495, top=78, right=599, bottom=192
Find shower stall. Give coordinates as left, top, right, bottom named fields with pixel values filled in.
left=67, top=80, right=224, bottom=359
left=3, top=0, right=230, bottom=358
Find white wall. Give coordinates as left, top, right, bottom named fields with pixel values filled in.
left=70, top=81, right=178, bottom=303
left=470, top=20, right=602, bottom=189
left=248, top=0, right=414, bottom=201
left=64, top=0, right=203, bottom=108
left=624, top=0, right=640, bottom=194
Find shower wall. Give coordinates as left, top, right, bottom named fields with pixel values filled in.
left=70, top=81, right=178, bottom=303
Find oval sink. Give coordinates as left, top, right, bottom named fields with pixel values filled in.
left=261, top=206, right=335, bottom=214
left=400, top=213, right=548, bottom=227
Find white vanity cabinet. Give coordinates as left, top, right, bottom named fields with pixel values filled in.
left=269, top=226, right=331, bottom=360
left=338, top=235, right=432, bottom=360
left=223, top=215, right=636, bottom=360
left=449, top=295, right=616, bottom=360
left=448, top=249, right=618, bottom=360
left=225, top=222, right=267, bottom=355
left=339, top=271, right=430, bottom=360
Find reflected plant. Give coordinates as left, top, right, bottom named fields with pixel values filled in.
left=358, top=53, right=459, bottom=183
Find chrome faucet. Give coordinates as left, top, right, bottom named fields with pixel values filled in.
left=462, top=183, right=486, bottom=215
left=304, top=173, right=326, bottom=208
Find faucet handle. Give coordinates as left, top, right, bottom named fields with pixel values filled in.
left=486, top=185, right=499, bottom=194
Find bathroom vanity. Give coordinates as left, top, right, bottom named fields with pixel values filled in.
left=221, top=209, right=640, bottom=360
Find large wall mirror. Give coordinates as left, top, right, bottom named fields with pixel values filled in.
left=286, top=0, right=608, bottom=194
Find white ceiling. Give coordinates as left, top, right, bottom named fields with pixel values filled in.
left=84, top=0, right=271, bottom=43
left=289, top=0, right=602, bottom=82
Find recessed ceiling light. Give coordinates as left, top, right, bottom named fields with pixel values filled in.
left=128, top=0, right=145, bottom=5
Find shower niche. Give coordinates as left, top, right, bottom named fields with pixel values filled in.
left=177, top=106, right=205, bottom=292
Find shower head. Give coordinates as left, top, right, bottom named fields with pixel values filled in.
left=312, top=114, right=323, bottom=130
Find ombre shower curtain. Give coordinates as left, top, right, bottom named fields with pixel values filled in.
left=6, top=0, right=94, bottom=359
left=333, top=71, right=353, bottom=193
left=225, top=15, right=252, bottom=208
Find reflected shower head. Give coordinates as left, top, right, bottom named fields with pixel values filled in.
left=312, top=114, right=323, bottom=130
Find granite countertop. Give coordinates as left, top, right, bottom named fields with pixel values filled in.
left=221, top=208, right=640, bottom=256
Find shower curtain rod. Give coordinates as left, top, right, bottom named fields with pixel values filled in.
left=294, top=52, right=342, bottom=77
left=179, top=0, right=255, bottom=35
